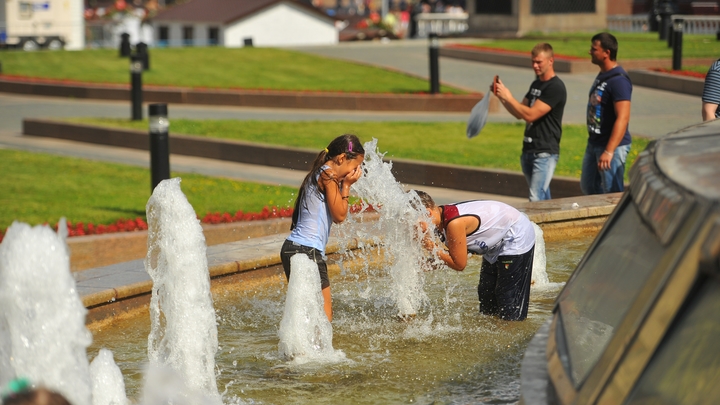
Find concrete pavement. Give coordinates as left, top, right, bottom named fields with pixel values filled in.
left=293, top=38, right=705, bottom=138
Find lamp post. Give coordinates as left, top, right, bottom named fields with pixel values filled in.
left=149, top=103, right=170, bottom=192
left=672, top=18, right=683, bottom=71
left=136, top=42, right=150, bottom=71
left=428, top=33, right=440, bottom=94
left=130, top=54, right=143, bottom=121
left=119, top=32, right=131, bottom=57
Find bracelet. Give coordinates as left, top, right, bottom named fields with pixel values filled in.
left=603, top=150, right=613, bottom=156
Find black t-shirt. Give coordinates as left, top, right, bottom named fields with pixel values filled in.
left=522, top=75, right=567, bottom=154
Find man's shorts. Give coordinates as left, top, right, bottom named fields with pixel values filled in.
left=477, top=246, right=534, bottom=321
left=280, top=239, right=330, bottom=289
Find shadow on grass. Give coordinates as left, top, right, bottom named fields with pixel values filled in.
left=95, top=207, right=146, bottom=218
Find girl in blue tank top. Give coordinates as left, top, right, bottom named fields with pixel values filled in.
left=280, top=134, right=365, bottom=322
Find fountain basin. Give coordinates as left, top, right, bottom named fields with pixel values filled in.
left=77, top=194, right=618, bottom=327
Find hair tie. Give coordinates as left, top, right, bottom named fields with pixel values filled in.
left=348, top=143, right=353, bottom=153
left=323, top=148, right=329, bottom=153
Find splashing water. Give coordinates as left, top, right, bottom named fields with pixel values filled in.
left=529, top=222, right=563, bottom=291
left=343, top=138, right=432, bottom=317
left=145, top=178, right=220, bottom=400
left=90, top=349, right=129, bottom=405
left=0, top=222, right=93, bottom=405
left=278, top=254, right=346, bottom=363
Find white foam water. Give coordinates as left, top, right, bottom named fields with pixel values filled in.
left=145, top=178, right=220, bottom=400
left=90, top=349, right=129, bottom=405
left=530, top=222, right=564, bottom=291
left=140, top=365, right=223, bottom=405
left=344, top=138, right=431, bottom=317
left=278, top=254, right=345, bottom=364
left=0, top=222, right=93, bottom=405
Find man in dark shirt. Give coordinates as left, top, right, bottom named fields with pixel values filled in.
left=582, top=32, right=632, bottom=195
left=493, top=43, right=567, bottom=202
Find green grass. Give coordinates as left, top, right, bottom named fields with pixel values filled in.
left=66, top=118, right=651, bottom=180
left=0, top=47, right=464, bottom=94
left=3, top=119, right=651, bottom=231
left=473, top=32, right=720, bottom=60
left=0, top=148, right=297, bottom=231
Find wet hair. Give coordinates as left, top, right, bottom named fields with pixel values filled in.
left=413, top=190, right=436, bottom=209
left=291, top=134, right=365, bottom=229
left=531, top=42, right=554, bottom=58
left=592, top=32, right=618, bottom=61
left=2, top=388, right=72, bottom=405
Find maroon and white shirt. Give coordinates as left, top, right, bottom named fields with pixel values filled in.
left=441, top=200, right=535, bottom=264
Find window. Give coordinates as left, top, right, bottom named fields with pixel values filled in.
left=208, top=27, right=219, bottom=46
left=475, top=0, right=511, bottom=14
left=158, top=26, right=169, bottom=47
left=182, top=26, right=194, bottom=46
left=531, top=0, right=595, bottom=14
left=19, top=2, right=33, bottom=19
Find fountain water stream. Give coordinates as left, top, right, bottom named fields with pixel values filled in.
left=0, top=222, right=93, bottom=405
left=145, top=178, right=220, bottom=402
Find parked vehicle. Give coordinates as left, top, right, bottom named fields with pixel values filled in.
left=0, top=0, right=83, bottom=50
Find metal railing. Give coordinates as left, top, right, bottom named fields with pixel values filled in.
left=607, top=14, right=650, bottom=32
left=672, top=14, right=720, bottom=34
left=415, top=13, right=469, bottom=38
left=608, top=14, right=720, bottom=34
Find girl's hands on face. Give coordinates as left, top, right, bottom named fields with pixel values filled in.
left=344, top=165, right=362, bottom=185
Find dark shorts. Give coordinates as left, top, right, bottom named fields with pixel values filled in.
left=477, top=246, right=534, bottom=321
left=280, top=239, right=330, bottom=290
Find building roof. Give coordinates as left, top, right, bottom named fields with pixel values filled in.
left=153, top=0, right=333, bottom=25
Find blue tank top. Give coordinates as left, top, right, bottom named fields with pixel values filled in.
left=287, top=165, right=332, bottom=254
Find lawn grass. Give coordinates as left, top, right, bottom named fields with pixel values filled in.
left=66, top=118, right=651, bottom=180
left=473, top=32, right=720, bottom=60
left=0, top=148, right=297, bottom=231
left=0, top=47, right=464, bottom=94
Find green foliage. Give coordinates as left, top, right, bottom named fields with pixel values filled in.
left=0, top=47, right=463, bottom=94
left=0, top=149, right=296, bottom=230
left=473, top=32, right=720, bottom=60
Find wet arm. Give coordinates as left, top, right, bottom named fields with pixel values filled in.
left=321, top=171, right=351, bottom=224
left=436, top=221, right=468, bottom=271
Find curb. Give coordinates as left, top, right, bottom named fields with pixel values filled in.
left=23, top=118, right=583, bottom=199
left=0, top=76, right=486, bottom=113
left=627, top=69, right=705, bottom=97
left=68, top=218, right=292, bottom=272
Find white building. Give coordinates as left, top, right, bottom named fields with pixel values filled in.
left=152, top=0, right=338, bottom=48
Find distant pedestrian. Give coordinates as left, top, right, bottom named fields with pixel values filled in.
left=582, top=32, right=632, bottom=195
left=493, top=43, right=567, bottom=202
left=702, top=58, right=720, bottom=121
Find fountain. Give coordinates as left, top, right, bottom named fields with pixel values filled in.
left=277, top=254, right=345, bottom=363
left=0, top=222, right=93, bottom=405
left=0, top=139, right=607, bottom=404
left=145, top=178, right=220, bottom=402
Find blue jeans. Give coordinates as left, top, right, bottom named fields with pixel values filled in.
left=580, top=143, right=631, bottom=195
left=520, top=152, right=559, bottom=202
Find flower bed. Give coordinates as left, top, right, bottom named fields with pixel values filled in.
left=0, top=206, right=292, bottom=243
left=0, top=203, right=374, bottom=243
